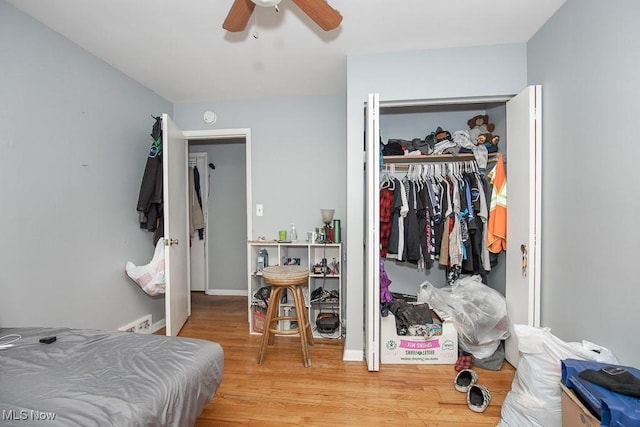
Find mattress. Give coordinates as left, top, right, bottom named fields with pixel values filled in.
left=0, top=327, right=224, bottom=426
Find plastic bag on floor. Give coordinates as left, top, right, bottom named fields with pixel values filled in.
left=418, top=275, right=509, bottom=359
left=497, top=324, right=618, bottom=427
left=125, top=238, right=166, bottom=296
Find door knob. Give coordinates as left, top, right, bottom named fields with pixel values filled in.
left=165, top=238, right=179, bottom=246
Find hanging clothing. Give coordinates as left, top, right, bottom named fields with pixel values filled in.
left=137, top=116, right=164, bottom=245
left=486, top=154, right=507, bottom=253
left=379, top=187, right=394, bottom=257
left=193, top=166, right=205, bottom=240
left=136, top=154, right=164, bottom=245
left=378, top=161, right=495, bottom=285
left=189, top=166, right=205, bottom=238
left=404, top=180, right=422, bottom=264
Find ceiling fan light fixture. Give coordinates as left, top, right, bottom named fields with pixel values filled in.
left=224, top=0, right=342, bottom=32
left=251, top=0, right=282, bottom=7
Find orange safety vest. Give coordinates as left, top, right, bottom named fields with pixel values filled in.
left=487, top=154, right=507, bottom=253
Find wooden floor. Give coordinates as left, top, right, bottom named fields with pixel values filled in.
left=178, top=292, right=515, bottom=427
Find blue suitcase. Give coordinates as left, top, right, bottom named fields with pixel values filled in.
left=561, top=358, right=640, bottom=427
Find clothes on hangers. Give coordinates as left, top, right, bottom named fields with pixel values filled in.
left=379, top=161, right=494, bottom=284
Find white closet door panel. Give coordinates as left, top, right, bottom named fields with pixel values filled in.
left=163, top=114, right=190, bottom=336
left=365, top=93, right=381, bottom=372
left=504, top=85, right=542, bottom=367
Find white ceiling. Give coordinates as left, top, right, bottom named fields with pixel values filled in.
left=8, top=0, right=566, bottom=103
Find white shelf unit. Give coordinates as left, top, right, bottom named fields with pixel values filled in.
left=247, top=241, right=342, bottom=339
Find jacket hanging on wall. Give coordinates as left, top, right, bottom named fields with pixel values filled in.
left=136, top=116, right=164, bottom=245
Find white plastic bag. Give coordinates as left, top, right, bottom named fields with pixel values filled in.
left=418, top=275, right=509, bottom=358
left=125, top=238, right=166, bottom=296
left=498, top=324, right=618, bottom=427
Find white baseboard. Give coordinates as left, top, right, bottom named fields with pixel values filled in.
left=150, top=318, right=166, bottom=334
left=205, top=289, right=248, bottom=296
left=342, top=349, right=364, bottom=362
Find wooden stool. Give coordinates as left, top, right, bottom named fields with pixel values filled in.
left=257, top=266, right=314, bottom=367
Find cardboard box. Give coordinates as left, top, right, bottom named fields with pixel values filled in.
left=252, top=306, right=267, bottom=334
left=380, top=311, right=457, bottom=364
left=561, top=383, right=600, bottom=427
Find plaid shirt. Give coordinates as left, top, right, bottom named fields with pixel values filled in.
left=380, top=187, right=394, bottom=257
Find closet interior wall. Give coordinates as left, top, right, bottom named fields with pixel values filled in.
left=379, top=102, right=507, bottom=296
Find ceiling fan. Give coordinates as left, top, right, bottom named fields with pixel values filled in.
left=223, top=0, right=342, bottom=33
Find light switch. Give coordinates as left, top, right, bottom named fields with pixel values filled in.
left=256, top=204, right=264, bottom=217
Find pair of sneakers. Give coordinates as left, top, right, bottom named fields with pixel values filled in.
left=453, top=369, right=492, bottom=413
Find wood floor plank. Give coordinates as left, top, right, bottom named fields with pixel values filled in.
left=177, top=293, right=514, bottom=426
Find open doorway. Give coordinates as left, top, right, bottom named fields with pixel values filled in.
left=184, top=129, right=252, bottom=297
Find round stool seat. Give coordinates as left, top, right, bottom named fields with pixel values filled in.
left=262, top=265, right=308, bottom=282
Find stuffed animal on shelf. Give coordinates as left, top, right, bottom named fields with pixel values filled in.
left=467, top=114, right=500, bottom=146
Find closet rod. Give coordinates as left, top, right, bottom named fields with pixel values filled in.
left=388, top=163, right=478, bottom=172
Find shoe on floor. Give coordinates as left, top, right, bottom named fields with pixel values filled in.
left=467, top=384, right=491, bottom=413
left=454, top=368, right=478, bottom=392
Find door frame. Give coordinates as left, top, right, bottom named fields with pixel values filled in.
left=182, top=128, right=253, bottom=294
left=363, top=91, right=541, bottom=370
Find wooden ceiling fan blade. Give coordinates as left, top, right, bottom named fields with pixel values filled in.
left=291, top=0, right=343, bottom=31
left=223, top=0, right=256, bottom=32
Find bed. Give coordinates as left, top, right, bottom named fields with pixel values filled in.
left=0, top=327, right=224, bottom=426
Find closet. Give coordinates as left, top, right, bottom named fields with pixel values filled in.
left=364, top=86, right=542, bottom=371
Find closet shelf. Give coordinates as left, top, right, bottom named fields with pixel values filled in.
left=383, top=153, right=498, bottom=164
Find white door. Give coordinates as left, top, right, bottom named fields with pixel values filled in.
left=189, top=153, right=208, bottom=292
left=504, top=85, right=542, bottom=367
left=162, top=114, right=190, bottom=336
left=364, top=93, right=381, bottom=372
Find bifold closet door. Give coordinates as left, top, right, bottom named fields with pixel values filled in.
left=364, top=93, right=381, bottom=372
left=503, top=85, right=542, bottom=367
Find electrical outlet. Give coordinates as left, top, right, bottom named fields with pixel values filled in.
left=256, top=204, right=263, bottom=217
left=119, top=314, right=152, bottom=334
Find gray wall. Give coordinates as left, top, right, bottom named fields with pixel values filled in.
left=344, top=44, right=528, bottom=360
left=174, top=95, right=347, bottom=242
left=0, top=2, right=171, bottom=329
left=528, top=0, right=640, bottom=366
left=189, top=141, right=248, bottom=293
